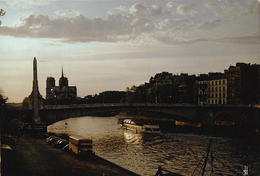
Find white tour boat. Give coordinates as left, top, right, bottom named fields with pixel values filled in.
left=121, top=119, right=161, bottom=133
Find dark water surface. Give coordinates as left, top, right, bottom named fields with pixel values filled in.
left=47, top=116, right=260, bottom=175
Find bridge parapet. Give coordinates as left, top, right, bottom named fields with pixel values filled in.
left=43, top=103, right=257, bottom=110
left=39, top=103, right=260, bottom=126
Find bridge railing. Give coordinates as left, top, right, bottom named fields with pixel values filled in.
left=42, top=103, right=258, bottom=110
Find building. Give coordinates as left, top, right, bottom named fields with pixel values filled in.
left=178, top=73, right=196, bottom=104
left=207, top=78, right=227, bottom=105
left=195, top=73, right=227, bottom=105
left=197, top=80, right=208, bottom=105
left=195, top=74, right=208, bottom=105
left=225, top=63, right=260, bottom=105
left=46, top=67, right=77, bottom=99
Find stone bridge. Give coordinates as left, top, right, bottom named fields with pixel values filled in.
left=35, top=103, right=260, bottom=126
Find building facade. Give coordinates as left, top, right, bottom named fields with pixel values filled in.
left=197, top=80, right=208, bottom=105
left=207, top=78, right=227, bottom=105
left=225, top=63, right=260, bottom=105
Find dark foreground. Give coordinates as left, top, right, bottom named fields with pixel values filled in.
left=1, top=135, right=139, bottom=176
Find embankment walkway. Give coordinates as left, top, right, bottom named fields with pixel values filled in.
left=3, top=135, right=139, bottom=176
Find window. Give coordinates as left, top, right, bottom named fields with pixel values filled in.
left=223, top=99, right=225, bottom=104
left=215, top=87, right=217, bottom=91
left=223, top=86, right=225, bottom=91
left=212, top=94, right=214, bottom=98
left=216, top=81, right=217, bottom=85
left=212, top=87, right=214, bottom=92
left=223, top=80, right=225, bottom=84
left=219, top=93, right=221, bottom=98
left=208, top=94, right=210, bottom=98
left=219, top=87, right=221, bottom=91
left=219, top=80, right=221, bottom=85
left=212, top=100, right=214, bottom=104
left=215, top=99, right=217, bottom=104
left=223, top=93, right=225, bottom=97
left=216, top=93, right=218, bottom=98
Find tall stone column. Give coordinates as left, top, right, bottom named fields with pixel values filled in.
left=32, top=57, right=41, bottom=124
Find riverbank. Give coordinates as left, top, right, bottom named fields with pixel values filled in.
left=2, top=134, right=139, bottom=176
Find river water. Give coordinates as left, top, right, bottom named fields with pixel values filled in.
left=47, top=116, right=260, bottom=176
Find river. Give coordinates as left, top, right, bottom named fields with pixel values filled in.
left=47, top=116, right=260, bottom=175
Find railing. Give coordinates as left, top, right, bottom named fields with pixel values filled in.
left=42, top=103, right=258, bottom=110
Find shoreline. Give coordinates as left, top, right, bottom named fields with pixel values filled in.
left=2, top=134, right=140, bottom=176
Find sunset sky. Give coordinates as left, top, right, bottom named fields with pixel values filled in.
left=1, top=0, right=259, bottom=103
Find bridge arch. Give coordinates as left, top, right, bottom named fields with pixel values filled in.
left=214, top=111, right=234, bottom=121
left=34, top=104, right=260, bottom=126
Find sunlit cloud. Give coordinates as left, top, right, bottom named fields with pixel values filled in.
left=0, top=12, right=222, bottom=45
left=166, top=2, right=197, bottom=16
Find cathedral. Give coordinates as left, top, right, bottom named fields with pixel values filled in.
left=46, top=68, right=77, bottom=99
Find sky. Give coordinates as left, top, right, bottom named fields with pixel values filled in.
left=0, top=0, right=259, bottom=103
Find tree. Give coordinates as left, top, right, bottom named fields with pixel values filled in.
left=22, top=97, right=30, bottom=109
left=0, top=88, right=8, bottom=108
left=1, top=88, right=10, bottom=133
left=0, top=9, right=6, bottom=26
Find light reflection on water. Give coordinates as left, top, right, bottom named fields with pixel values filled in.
left=47, top=116, right=260, bottom=175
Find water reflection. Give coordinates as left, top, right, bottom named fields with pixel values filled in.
left=123, top=130, right=143, bottom=145
left=48, top=116, right=260, bottom=176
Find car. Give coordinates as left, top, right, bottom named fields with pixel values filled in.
left=52, top=139, right=69, bottom=148
left=1, top=144, right=14, bottom=170
left=46, top=136, right=60, bottom=144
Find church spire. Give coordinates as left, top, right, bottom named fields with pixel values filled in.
left=61, top=64, right=64, bottom=78
left=59, top=64, right=68, bottom=88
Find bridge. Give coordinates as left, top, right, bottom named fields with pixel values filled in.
left=9, top=103, right=260, bottom=127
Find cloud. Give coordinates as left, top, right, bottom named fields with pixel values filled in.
left=158, top=18, right=221, bottom=34
left=216, top=33, right=259, bottom=45
left=150, top=4, right=162, bottom=16
left=204, top=2, right=217, bottom=9
left=0, top=2, right=256, bottom=46
left=0, top=13, right=154, bottom=43
left=177, top=4, right=197, bottom=16
left=155, top=18, right=221, bottom=45
left=1, top=12, right=222, bottom=45
left=3, top=0, right=48, bottom=9
left=55, top=10, right=80, bottom=17
left=128, top=3, right=162, bottom=17
left=244, top=1, right=259, bottom=15
left=166, top=2, right=177, bottom=14
left=196, top=19, right=221, bottom=30
left=167, top=2, right=197, bottom=16
left=130, top=3, right=147, bottom=17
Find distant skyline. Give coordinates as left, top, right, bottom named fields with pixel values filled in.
left=1, top=0, right=259, bottom=103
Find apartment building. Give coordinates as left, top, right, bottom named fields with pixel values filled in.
left=207, top=78, right=227, bottom=105
left=225, top=63, right=260, bottom=105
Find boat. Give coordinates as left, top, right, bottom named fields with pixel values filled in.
left=120, top=119, right=161, bottom=133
